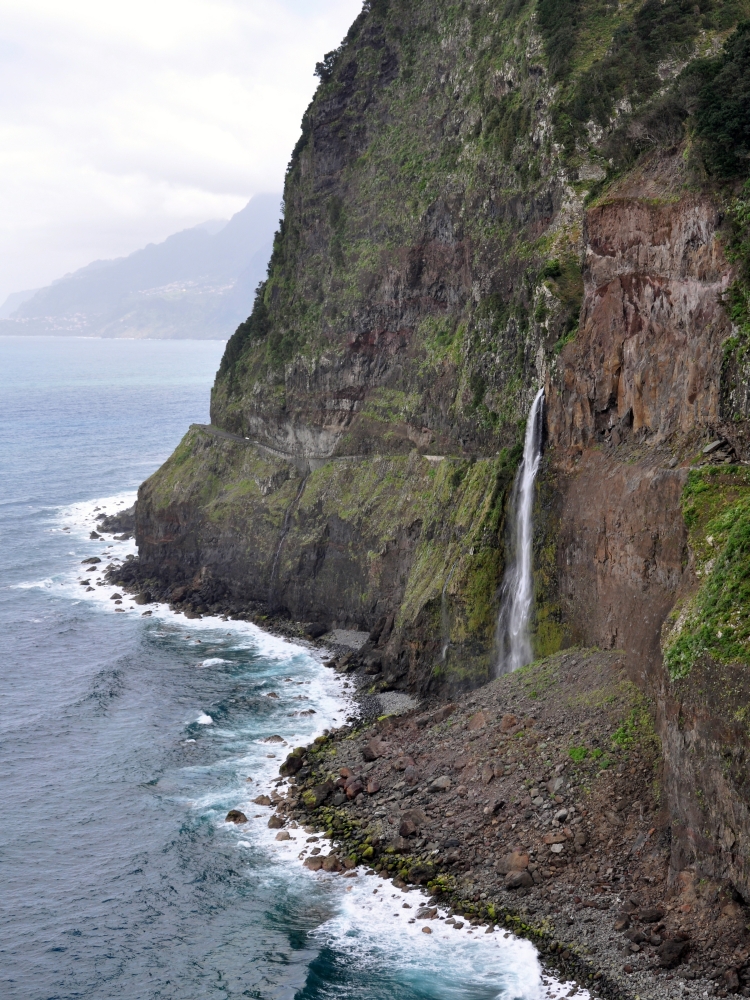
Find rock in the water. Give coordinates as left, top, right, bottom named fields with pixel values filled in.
left=279, top=749, right=305, bottom=776
left=225, top=810, right=248, bottom=824
left=322, top=854, right=342, bottom=872
left=275, top=831, right=291, bottom=841
left=304, top=856, right=324, bottom=871
left=134, top=592, right=153, bottom=605
left=81, top=556, right=101, bottom=565
left=253, top=795, right=272, bottom=806
left=422, top=926, right=432, bottom=934
left=268, top=814, right=284, bottom=829
left=109, top=593, right=123, bottom=600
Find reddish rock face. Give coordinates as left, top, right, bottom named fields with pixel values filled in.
left=545, top=189, right=732, bottom=673
left=544, top=181, right=750, bottom=901
left=547, top=195, right=731, bottom=456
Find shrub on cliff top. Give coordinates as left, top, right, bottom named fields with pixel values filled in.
left=694, top=20, right=750, bottom=178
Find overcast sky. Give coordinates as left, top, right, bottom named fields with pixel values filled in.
left=0, top=0, right=361, bottom=303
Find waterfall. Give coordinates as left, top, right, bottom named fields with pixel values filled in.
left=440, top=561, right=457, bottom=662
left=267, top=473, right=309, bottom=610
left=496, top=387, right=545, bottom=674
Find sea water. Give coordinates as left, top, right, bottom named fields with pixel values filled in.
left=0, top=337, right=584, bottom=1000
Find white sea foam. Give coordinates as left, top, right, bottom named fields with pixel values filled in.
left=42, top=490, right=587, bottom=998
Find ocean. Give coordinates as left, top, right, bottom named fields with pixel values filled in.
left=0, top=336, right=577, bottom=1000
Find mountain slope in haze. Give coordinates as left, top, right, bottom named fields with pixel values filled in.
left=2, top=193, right=282, bottom=340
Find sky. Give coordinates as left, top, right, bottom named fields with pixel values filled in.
left=0, top=0, right=362, bottom=303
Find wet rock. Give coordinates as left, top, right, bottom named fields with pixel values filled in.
left=268, top=815, right=284, bottom=829
left=81, top=557, right=101, bottom=565
left=302, top=781, right=334, bottom=809
left=275, top=831, right=291, bottom=841
left=322, top=854, right=342, bottom=872
left=109, top=593, right=123, bottom=600
left=134, top=592, right=153, bottom=605
left=421, top=926, right=432, bottom=934
left=253, top=795, right=272, bottom=806
left=279, top=749, right=305, bottom=776
left=304, top=856, right=324, bottom=871
left=416, top=907, right=438, bottom=919
left=225, top=810, right=248, bottom=824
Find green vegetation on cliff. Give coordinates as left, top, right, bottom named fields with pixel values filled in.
left=663, top=467, right=750, bottom=678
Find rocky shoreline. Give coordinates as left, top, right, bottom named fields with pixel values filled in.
left=99, top=510, right=750, bottom=1000
left=262, top=649, right=750, bottom=1000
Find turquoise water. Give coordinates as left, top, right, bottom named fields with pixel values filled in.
left=0, top=336, right=569, bottom=1000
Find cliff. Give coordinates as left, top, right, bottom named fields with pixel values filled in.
left=128, top=0, right=750, bottom=932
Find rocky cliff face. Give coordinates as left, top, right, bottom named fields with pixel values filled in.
left=132, top=0, right=750, bottom=904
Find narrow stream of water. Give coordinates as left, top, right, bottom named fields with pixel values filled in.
left=496, top=387, right=545, bottom=674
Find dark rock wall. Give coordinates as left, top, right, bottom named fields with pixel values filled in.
left=132, top=1, right=750, bottom=902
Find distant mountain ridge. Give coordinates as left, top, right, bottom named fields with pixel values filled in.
left=1, top=193, right=281, bottom=339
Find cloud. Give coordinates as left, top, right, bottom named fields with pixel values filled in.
left=0, top=0, right=361, bottom=301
